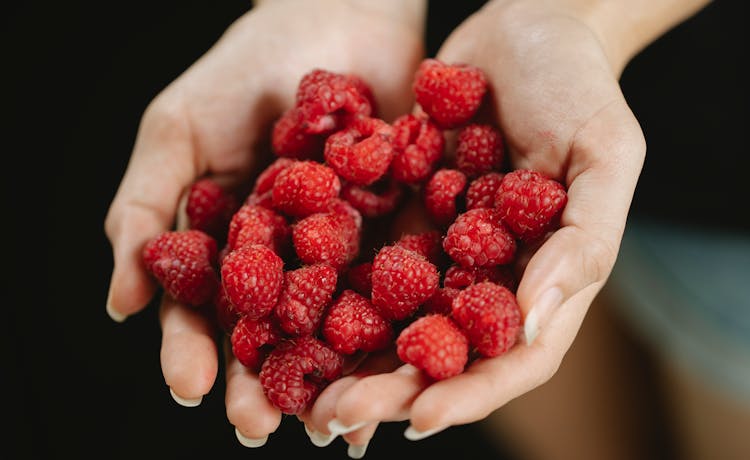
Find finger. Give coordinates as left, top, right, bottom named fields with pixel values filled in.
left=159, top=295, right=219, bottom=406
left=406, top=283, right=599, bottom=437
left=517, top=100, right=646, bottom=344
left=224, top=339, right=282, bottom=447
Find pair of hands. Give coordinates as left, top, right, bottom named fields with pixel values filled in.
left=105, top=0, right=645, bottom=454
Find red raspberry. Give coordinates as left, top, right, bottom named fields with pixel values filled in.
left=346, top=74, right=377, bottom=116
left=442, top=208, right=516, bottom=268
left=495, top=169, right=568, bottom=241
left=444, top=264, right=518, bottom=292
left=252, top=158, right=296, bottom=196
left=346, top=262, right=373, bottom=297
left=421, top=287, right=460, bottom=316
left=226, top=204, right=290, bottom=255
left=424, top=169, right=467, bottom=226
left=396, top=314, right=469, bottom=380
left=244, top=190, right=274, bottom=210
left=274, top=264, right=338, bottom=336
left=185, top=178, right=238, bottom=241
left=271, top=161, right=341, bottom=218
left=271, top=107, right=324, bottom=159
left=322, top=290, right=393, bottom=355
left=413, top=59, right=488, bottom=129
left=341, top=180, right=404, bottom=218
left=395, top=230, right=443, bottom=265
left=295, top=69, right=373, bottom=134
left=455, top=124, right=504, bottom=177
left=292, top=212, right=359, bottom=271
left=390, top=114, right=444, bottom=184
left=466, top=172, right=504, bottom=210
left=221, top=244, right=284, bottom=319
left=230, top=315, right=282, bottom=372
left=452, top=281, right=522, bottom=357
left=371, top=245, right=439, bottom=321
left=259, top=336, right=343, bottom=414
left=324, top=117, right=395, bottom=186
left=214, top=287, right=240, bottom=334
left=327, top=197, right=363, bottom=234
left=142, top=230, right=218, bottom=307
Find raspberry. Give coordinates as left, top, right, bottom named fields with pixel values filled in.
left=390, top=114, right=444, bottom=184
left=424, top=169, right=467, bottom=226
left=413, top=59, right=488, bottom=129
left=495, top=169, right=568, bottom=241
left=454, top=124, right=504, bottom=177
left=259, top=336, right=343, bottom=414
left=396, top=314, right=469, bottom=380
left=444, top=264, right=517, bottom=292
left=226, top=204, right=290, bottom=255
left=395, top=230, right=443, bottom=265
left=231, top=315, right=282, bottom=372
left=322, top=290, right=393, bottom=355
left=214, top=287, right=240, bottom=334
left=371, top=245, right=439, bottom=321
left=452, top=281, right=522, bottom=357
left=327, top=197, right=363, bottom=234
left=271, top=107, right=324, bottom=159
left=244, top=190, right=274, bottom=210
left=292, top=212, right=359, bottom=271
left=421, top=287, right=460, bottom=316
left=221, top=244, right=284, bottom=319
left=271, top=161, right=341, bottom=218
left=252, top=158, right=296, bottom=196
left=442, top=208, right=516, bottom=268
left=341, top=179, right=404, bottom=218
left=185, top=178, right=238, bottom=241
left=274, top=264, right=338, bottom=336
left=295, top=69, right=373, bottom=134
left=142, top=230, right=218, bottom=307
left=324, top=117, right=395, bottom=186
left=346, top=262, right=373, bottom=297
left=466, top=172, right=504, bottom=210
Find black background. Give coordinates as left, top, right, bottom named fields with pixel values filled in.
left=5, top=1, right=747, bottom=458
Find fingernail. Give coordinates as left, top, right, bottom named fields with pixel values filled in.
left=235, top=427, right=268, bottom=448
left=524, top=287, right=563, bottom=345
left=404, top=425, right=445, bottom=441
left=169, top=387, right=202, bottom=407
left=304, top=424, right=337, bottom=447
left=106, top=286, right=127, bottom=323
left=328, top=418, right=367, bottom=436
left=347, top=442, right=369, bottom=459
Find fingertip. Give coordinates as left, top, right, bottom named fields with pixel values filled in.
left=106, top=286, right=128, bottom=323
left=169, top=387, right=203, bottom=407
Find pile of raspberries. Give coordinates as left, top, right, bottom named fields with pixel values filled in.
left=142, top=59, right=568, bottom=415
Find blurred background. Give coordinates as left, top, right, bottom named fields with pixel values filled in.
left=5, top=0, right=747, bottom=458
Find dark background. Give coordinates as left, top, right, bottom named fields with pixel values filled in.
left=5, top=0, right=747, bottom=458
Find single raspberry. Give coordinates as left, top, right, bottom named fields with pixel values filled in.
left=396, top=314, right=469, bottom=380
left=395, top=230, right=443, bottom=265
left=259, top=336, right=343, bottom=414
left=185, top=178, right=238, bottom=241
left=271, top=161, right=341, bottom=218
left=345, top=262, right=373, bottom=297
left=424, top=169, right=467, bottom=226
left=295, top=69, right=373, bottom=134
left=341, top=179, right=404, bottom=218
left=252, top=158, right=296, bottom=196
left=221, top=244, right=284, bottom=319
left=495, top=169, right=568, bottom=241
left=390, top=114, right=444, bottom=184
left=244, top=190, right=274, bottom=210
left=271, top=107, right=324, bottom=159
left=231, top=315, right=282, bottom=372
left=142, top=230, right=218, bottom=307
left=455, top=124, right=504, bottom=177
left=452, top=281, right=522, bottom=357
left=226, top=204, right=290, bottom=255
left=275, top=264, right=338, bottom=336
left=421, top=287, right=460, bottom=316
left=346, top=74, right=377, bottom=116
left=443, top=264, right=518, bottom=292
left=413, top=58, right=488, bottom=129
left=292, top=212, right=359, bottom=271
left=322, top=290, right=393, bottom=355
left=371, top=245, right=439, bottom=321
left=214, top=287, right=240, bottom=334
left=324, top=117, right=395, bottom=186
left=327, top=197, right=363, bottom=234
left=442, top=208, right=517, bottom=267
left=466, top=172, right=504, bottom=210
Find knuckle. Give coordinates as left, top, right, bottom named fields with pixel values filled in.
left=140, top=92, right=190, bottom=140
left=579, top=230, right=618, bottom=284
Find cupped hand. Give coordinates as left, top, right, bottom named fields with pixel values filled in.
left=104, top=0, right=425, bottom=446
left=301, top=0, right=646, bottom=451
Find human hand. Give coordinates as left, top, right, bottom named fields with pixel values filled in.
left=300, top=0, right=648, bottom=452
left=104, top=0, right=425, bottom=447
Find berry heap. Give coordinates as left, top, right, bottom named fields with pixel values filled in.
left=141, top=63, right=568, bottom=414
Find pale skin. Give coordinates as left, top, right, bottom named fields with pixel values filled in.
left=104, top=0, right=712, bottom=455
